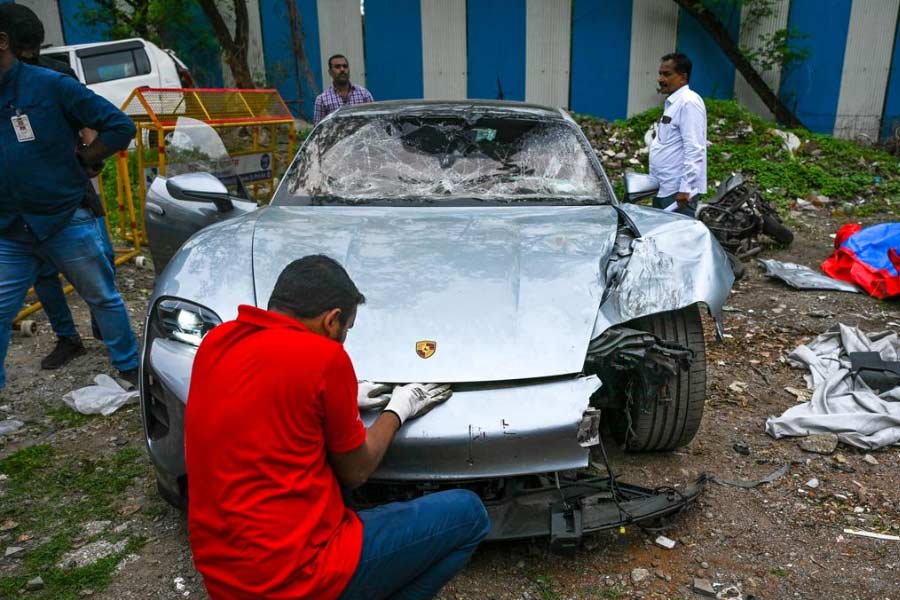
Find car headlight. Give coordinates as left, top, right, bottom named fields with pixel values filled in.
left=155, top=299, right=221, bottom=346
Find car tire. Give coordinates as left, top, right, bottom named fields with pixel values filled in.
left=156, top=476, right=187, bottom=511
left=622, top=304, right=706, bottom=452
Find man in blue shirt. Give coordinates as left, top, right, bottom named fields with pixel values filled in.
left=12, top=4, right=116, bottom=370
left=0, top=5, right=140, bottom=391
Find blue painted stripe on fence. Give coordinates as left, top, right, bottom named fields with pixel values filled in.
left=881, top=16, right=900, bottom=139
left=570, top=0, right=632, bottom=119
left=676, top=0, right=741, bottom=100
left=58, top=0, right=108, bottom=44
left=779, top=0, right=852, bottom=133
left=260, top=0, right=322, bottom=119
left=364, top=0, right=423, bottom=100
left=466, top=0, right=526, bottom=101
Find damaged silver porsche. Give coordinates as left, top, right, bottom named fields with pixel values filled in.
left=140, top=101, right=733, bottom=549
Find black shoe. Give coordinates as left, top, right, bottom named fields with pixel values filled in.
left=118, top=368, right=139, bottom=390
left=41, top=336, right=86, bottom=370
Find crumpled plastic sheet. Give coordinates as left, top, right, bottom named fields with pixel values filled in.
left=62, top=374, right=139, bottom=416
left=758, top=259, right=860, bottom=293
left=765, top=324, right=900, bottom=449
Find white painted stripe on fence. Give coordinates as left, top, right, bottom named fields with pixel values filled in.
left=421, top=0, right=467, bottom=99
left=834, top=0, right=900, bottom=140
left=733, top=0, right=789, bottom=119
left=627, top=0, right=678, bottom=116
left=525, top=0, right=571, bottom=107
left=19, top=0, right=65, bottom=47
left=317, top=0, right=367, bottom=87
left=246, top=0, right=266, bottom=84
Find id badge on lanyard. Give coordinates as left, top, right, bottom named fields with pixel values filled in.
left=12, top=111, right=35, bottom=143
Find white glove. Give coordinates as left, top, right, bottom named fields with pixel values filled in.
left=384, top=383, right=452, bottom=425
left=357, top=381, right=393, bottom=411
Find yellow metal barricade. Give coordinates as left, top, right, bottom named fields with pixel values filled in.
left=14, top=87, right=295, bottom=329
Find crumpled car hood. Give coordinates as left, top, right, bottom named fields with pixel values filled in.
left=252, top=205, right=618, bottom=382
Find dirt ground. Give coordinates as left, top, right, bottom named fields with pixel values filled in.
left=1, top=208, right=898, bottom=599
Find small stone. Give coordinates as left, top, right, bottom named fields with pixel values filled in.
left=863, top=454, right=879, bottom=465
left=799, top=433, right=839, bottom=454
left=692, top=577, right=716, bottom=597
left=25, top=576, right=44, bottom=591
left=57, top=540, right=127, bottom=569
left=82, top=521, right=112, bottom=537
left=655, top=535, right=676, bottom=549
left=733, top=443, right=751, bottom=456
left=806, top=478, right=820, bottom=489
left=4, top=546, right=23, bottom=557
left=834, top=453, right=848, bottom=464
left=631, top=568, right=650, bottom=584
left=0, top=419, right=24, bottom=436
left=700, top=561, right=709, bottom=570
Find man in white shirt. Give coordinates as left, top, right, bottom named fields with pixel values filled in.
left=649, top=53, right=707, bottom=218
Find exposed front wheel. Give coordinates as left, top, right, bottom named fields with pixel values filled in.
left=619, top=305, right=707, bottom=452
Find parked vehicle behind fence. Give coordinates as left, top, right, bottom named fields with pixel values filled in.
left=43, top=38, right=193, bottom=110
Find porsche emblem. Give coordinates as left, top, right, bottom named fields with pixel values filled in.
left=416, top=340, right=437, bottom=359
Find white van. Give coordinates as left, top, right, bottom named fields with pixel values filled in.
left=42, top=38, right=194, bottom=110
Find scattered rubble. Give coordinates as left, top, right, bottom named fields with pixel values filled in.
left=25, top=576, right=44, bottom=591
left=630, top=568, right=650, bottom=584
left=692, top=577, right=717, bottom=597
left=654, top=535, right=676, bottom=550
left=798, top=433, right=839, bottom=454
left=0, top=419, right=24, bottom=436
left=57, top=540, right=128, bottom=569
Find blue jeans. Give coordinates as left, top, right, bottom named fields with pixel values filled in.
left=0, top=210, right=138, bottom=389
left=33, top=216, right=115, bottom=340
left=654, top=193, right=698, bottom=218
left=338, top=489, right=491, bottom=600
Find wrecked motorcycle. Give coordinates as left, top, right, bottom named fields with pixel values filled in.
left=696, top=174, right=794, bottom=278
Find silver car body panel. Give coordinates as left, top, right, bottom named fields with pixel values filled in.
left=251, top=205, right=617, bottom=383
left=592, top=204, right=734, bottom=337
left=150, top=209, right=259, bottom=322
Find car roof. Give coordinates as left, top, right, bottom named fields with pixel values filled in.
left=43, top=38, right=149, bottom=53
left=333, top=99, right=568, bottom=121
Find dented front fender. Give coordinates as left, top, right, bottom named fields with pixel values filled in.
left=592, top=204, right=734, bottom=338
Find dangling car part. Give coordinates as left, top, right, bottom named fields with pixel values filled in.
left=139, top=103, right=733, bottom=542
left=696, top=173, right=794, bottom=262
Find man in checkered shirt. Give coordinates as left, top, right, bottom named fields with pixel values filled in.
left=313, top=54, right=374, bottom=124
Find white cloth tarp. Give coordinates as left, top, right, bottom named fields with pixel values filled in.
left=765, top=324, right=900, bottom=450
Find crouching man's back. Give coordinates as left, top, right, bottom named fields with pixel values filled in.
left=185, top=255, right=490, bottom=600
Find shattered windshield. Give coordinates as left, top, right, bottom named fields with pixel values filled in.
left=274, top=114, right=611, bottom=205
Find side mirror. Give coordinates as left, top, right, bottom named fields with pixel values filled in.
left=623, top=171, right=660, bottom=203
left=166, top=172, right=234, bottom=212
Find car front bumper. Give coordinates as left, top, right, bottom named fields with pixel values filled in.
left=142, top=337, right=603, bottom=485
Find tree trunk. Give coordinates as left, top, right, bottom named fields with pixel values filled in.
left=197, top=0, right=256, bottom=88
left=673, top=0, right=804, bottom=129
left=284, top=0, right=319, bottom=113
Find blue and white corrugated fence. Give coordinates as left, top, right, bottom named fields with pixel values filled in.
left=17, top=0, right=900, bottom=139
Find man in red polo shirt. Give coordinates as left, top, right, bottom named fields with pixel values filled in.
left=185, top=255, right=491, bottom=600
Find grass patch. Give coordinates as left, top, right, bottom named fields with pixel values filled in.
left=576, top=99, right=900, bottom=216
left=0, top=445, right=149, bottom=599
left=43, top=403, right=91, bottom=428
